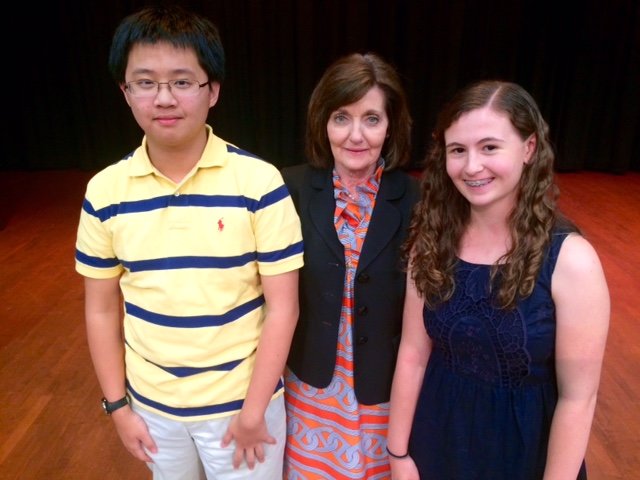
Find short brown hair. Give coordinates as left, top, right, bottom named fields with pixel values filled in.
left=305, top=52, right=412, bottom=170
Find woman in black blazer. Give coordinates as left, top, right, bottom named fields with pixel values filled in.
left=281, top=52, right=419, bottom=479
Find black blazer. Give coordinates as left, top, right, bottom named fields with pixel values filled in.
left=282, top=164, right=419, bottom=405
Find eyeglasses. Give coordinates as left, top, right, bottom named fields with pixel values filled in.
left=125, top=79, right=209, bottom=98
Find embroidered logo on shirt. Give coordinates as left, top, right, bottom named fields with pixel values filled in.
left=217, top=218, right=225, bottom=232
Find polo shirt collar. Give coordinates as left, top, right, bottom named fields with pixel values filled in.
left=127, top=124, right=225, bottom=178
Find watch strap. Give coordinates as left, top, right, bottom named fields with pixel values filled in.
left=101, top=395, right=129, bottom=415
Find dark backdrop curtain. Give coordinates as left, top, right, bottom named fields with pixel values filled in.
left=3, top=0, right=639, bottom=173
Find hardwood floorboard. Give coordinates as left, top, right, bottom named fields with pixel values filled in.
left=0, top=169, right=638, bottom=479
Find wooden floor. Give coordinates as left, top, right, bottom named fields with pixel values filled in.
left=0, top=169, right=638, bottom=479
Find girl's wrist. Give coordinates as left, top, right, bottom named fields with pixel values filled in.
left=386, top=445, right=409, bottom=459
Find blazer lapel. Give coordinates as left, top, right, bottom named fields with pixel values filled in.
left=358, top=172, right=403, bottom=271
left=308, top=169, right=344, bottom=262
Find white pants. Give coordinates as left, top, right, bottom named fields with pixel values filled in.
left=133, top=396, right=286, bottom=480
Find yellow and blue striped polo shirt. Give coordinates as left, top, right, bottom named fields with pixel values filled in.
left=75, top=127, right=303, bottom=421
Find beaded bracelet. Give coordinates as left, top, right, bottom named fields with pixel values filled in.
left=386, top=445, right=409, bottom=459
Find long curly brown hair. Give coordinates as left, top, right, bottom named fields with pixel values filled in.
left=405, top=80, right=577, bottom=310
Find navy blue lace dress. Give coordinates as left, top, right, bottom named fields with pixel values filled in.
left=409, top=233, right=587, bottom=479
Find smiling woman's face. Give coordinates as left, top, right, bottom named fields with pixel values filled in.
left=327, top=86, right=389, bottom=182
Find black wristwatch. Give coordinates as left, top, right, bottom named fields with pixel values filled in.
left=101, top=395, right=129, bottom=415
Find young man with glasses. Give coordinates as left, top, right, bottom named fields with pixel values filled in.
left=74, top=5, right=303, bottom=479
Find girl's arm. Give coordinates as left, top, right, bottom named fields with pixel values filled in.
left=545, top=234, right=610, bottom=479
left=387, top=269, right=432, bottom=480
